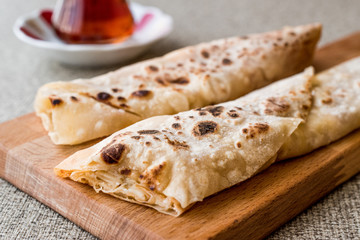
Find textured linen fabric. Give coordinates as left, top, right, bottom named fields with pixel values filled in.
left=0, top=0, right=359, bottom=239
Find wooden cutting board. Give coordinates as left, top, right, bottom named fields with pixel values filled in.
left=1, top=32, right=360, bottom=240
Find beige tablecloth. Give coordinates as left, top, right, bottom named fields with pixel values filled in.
left=0, top=0, right=359, bottom=239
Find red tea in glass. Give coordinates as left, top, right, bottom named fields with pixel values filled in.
left=52, top=0, right=134, bottom=44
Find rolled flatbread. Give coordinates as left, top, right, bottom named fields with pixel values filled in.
left=55, top=68, right=315, bottom=216
left=35, top=23, right=321, bottom=145
left=278, top=56, right=360, bottom=159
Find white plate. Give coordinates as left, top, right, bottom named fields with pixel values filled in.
left=13, top=2, right=173, bottom=67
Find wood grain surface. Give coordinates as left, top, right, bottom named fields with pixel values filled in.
left=1, top=32, right=360, bottom=240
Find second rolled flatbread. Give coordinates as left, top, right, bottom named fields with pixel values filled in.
left=35, top=23, right=321, bottom=145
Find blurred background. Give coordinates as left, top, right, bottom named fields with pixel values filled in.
left=0, top=0, right=359, bottom=239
